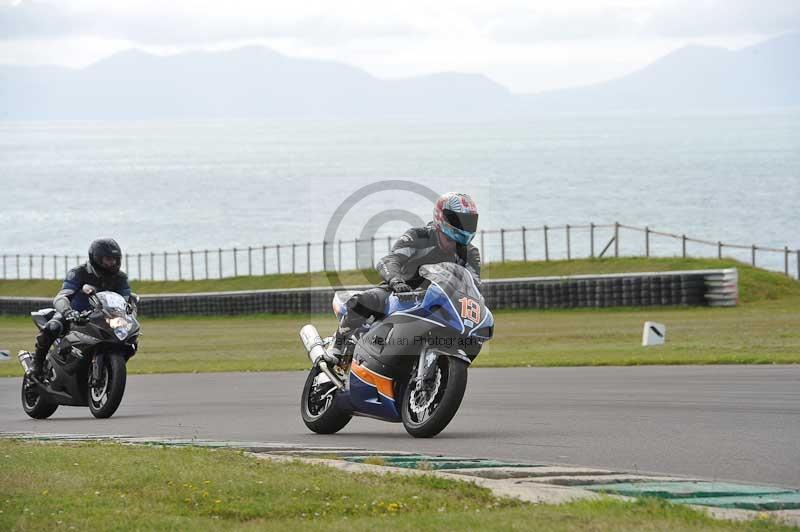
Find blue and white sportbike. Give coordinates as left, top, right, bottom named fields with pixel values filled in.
left=299, top=262, right=494, bottom=438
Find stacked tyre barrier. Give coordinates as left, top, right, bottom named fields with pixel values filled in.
left=0, top=269, right=738, bottom=317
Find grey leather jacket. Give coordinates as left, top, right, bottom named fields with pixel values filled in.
left=376, top=223, right=481, bottom=289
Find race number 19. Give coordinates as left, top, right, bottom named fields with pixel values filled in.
left=458, top=297, right=481, bottom=322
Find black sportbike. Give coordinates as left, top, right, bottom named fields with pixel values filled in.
left=18, top=285, right=140, bottom=419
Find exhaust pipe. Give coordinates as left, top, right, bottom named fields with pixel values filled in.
left=299, top=325, right=344, bottom=390
left=18, top=350, right=33, bottom=374
left=299, top=324, right=327, bottom=366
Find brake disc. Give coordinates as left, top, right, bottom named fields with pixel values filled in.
left=409, top=368, right=442, bottom=415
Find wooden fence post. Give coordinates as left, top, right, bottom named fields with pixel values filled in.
left=751, top=245, right=756, bottom=266
left=218, top=248, right=223, bottom=279
left=178, top=251, right=183, bottom=280
left=521, top=226, right=527, bottom=261
left=190, top=250, right=195, bottom=281
left=247, top=247, right=252, bottom=276
left=306, top=242, right=311, bottom=273
left=785, top=246, right=790, bottom=276
left=500, top=229, right=506, bottom=263
left=233, top=248, right=238, bottom=277
left=323, top=241, right=328, bottom=271
left=543, top=225, right=549, bottom=261
left=566, top=224, right=571, bottom=260
left=718, top=241, right=722, bottom=259
left=590, top=222, right=595, bottom=258
left=613, top=222, right=619, bottom=258
left=276, top=245, right=281, bottom=274
left=645, top=226, right=650, bottom=258
left=682, top=235, right=687, bottom=258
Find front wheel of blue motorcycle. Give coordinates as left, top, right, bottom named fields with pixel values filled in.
left=301, top=366, right=351, bottom=434
left=402, top=357, right=468, bottom=438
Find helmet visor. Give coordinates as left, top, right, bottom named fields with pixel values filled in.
left=443, top=210, right=478, bottom=233
left=100, top=256, right=121, bottom=273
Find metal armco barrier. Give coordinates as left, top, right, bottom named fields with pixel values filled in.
left=0, top=269, right=737, bottom=317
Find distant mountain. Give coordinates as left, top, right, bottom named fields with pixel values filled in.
left=0, top=46, right=515, bottom=120
left=1, top=34, right=798, bottom=119
left=522, top=33, right=800, bottom=111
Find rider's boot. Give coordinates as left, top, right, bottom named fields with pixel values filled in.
left=323, top=328, right=349, bottom=365
left=29, top=343, right=48, bottom=380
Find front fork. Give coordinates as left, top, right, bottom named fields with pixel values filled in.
left=91, top=353, right=106, bottom=386
left=415, top=348, right=438, bottom=387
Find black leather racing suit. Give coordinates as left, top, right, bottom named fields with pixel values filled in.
left=339, top=222, right=481, bottom=333
left=32, top=262, right=131, bottom=372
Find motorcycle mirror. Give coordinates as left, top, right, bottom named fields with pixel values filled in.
left=82, top=284, right=97, bottom=295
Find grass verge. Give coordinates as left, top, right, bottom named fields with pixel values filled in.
left=2, top=257, right=798, bottom=302
left=0, top=440, right=791, bottom=531
left=0, top=296, right=798, bottom=377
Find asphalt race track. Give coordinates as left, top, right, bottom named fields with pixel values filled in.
left=1, top=366, right=798, bottom=488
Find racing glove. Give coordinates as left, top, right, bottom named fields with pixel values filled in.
left=389, top=277, right=413, bottom=293
left=63, top=309, right=88, bottom=324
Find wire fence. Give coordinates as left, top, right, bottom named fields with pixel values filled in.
left=2, top=222, right=798, bottom=281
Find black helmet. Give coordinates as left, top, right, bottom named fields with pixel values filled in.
left=88, top=238, right=123, bottom=276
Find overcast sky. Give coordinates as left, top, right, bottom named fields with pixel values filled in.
left=1, top=0, right=798, bottom=92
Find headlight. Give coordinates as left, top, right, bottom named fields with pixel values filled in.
left=107, top=317, right=128, bottom=329
left=107, top=316, right=132, bottom=340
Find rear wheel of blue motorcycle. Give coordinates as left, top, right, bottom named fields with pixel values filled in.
left=402, top=357, right=468, bottom=438
left=21, top=375, right=59, bottom=419
left=301, top=367, right=351, bottom=434
left=89, top=354, right=127, bottom=419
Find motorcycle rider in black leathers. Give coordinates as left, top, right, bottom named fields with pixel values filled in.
left=326, top=192, right=481, bottom=362
left=28, top=239, right=131, bottom=379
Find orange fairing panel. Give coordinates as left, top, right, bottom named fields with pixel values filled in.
left=351, top=361, right=395, bottom=401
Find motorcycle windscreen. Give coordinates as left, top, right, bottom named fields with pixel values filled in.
left=97, top=291, right=128, bottom=316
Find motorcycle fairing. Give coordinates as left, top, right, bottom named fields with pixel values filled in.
left=346, top=360, right=401, bottom=421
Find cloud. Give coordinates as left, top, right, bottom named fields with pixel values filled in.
left=486, top=0, right=800, bottom=44
left=0, top=1, right=422, bottom=46
left=5, top=0, right=798, bottom=49
left=487, top=7, right=644, bottom=43
left=0, top=0, right=84, bottom=39
left=643, top=0, right=800, bottom=38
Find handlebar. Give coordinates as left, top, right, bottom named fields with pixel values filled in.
left=65, top=310, right=93, bottom=323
